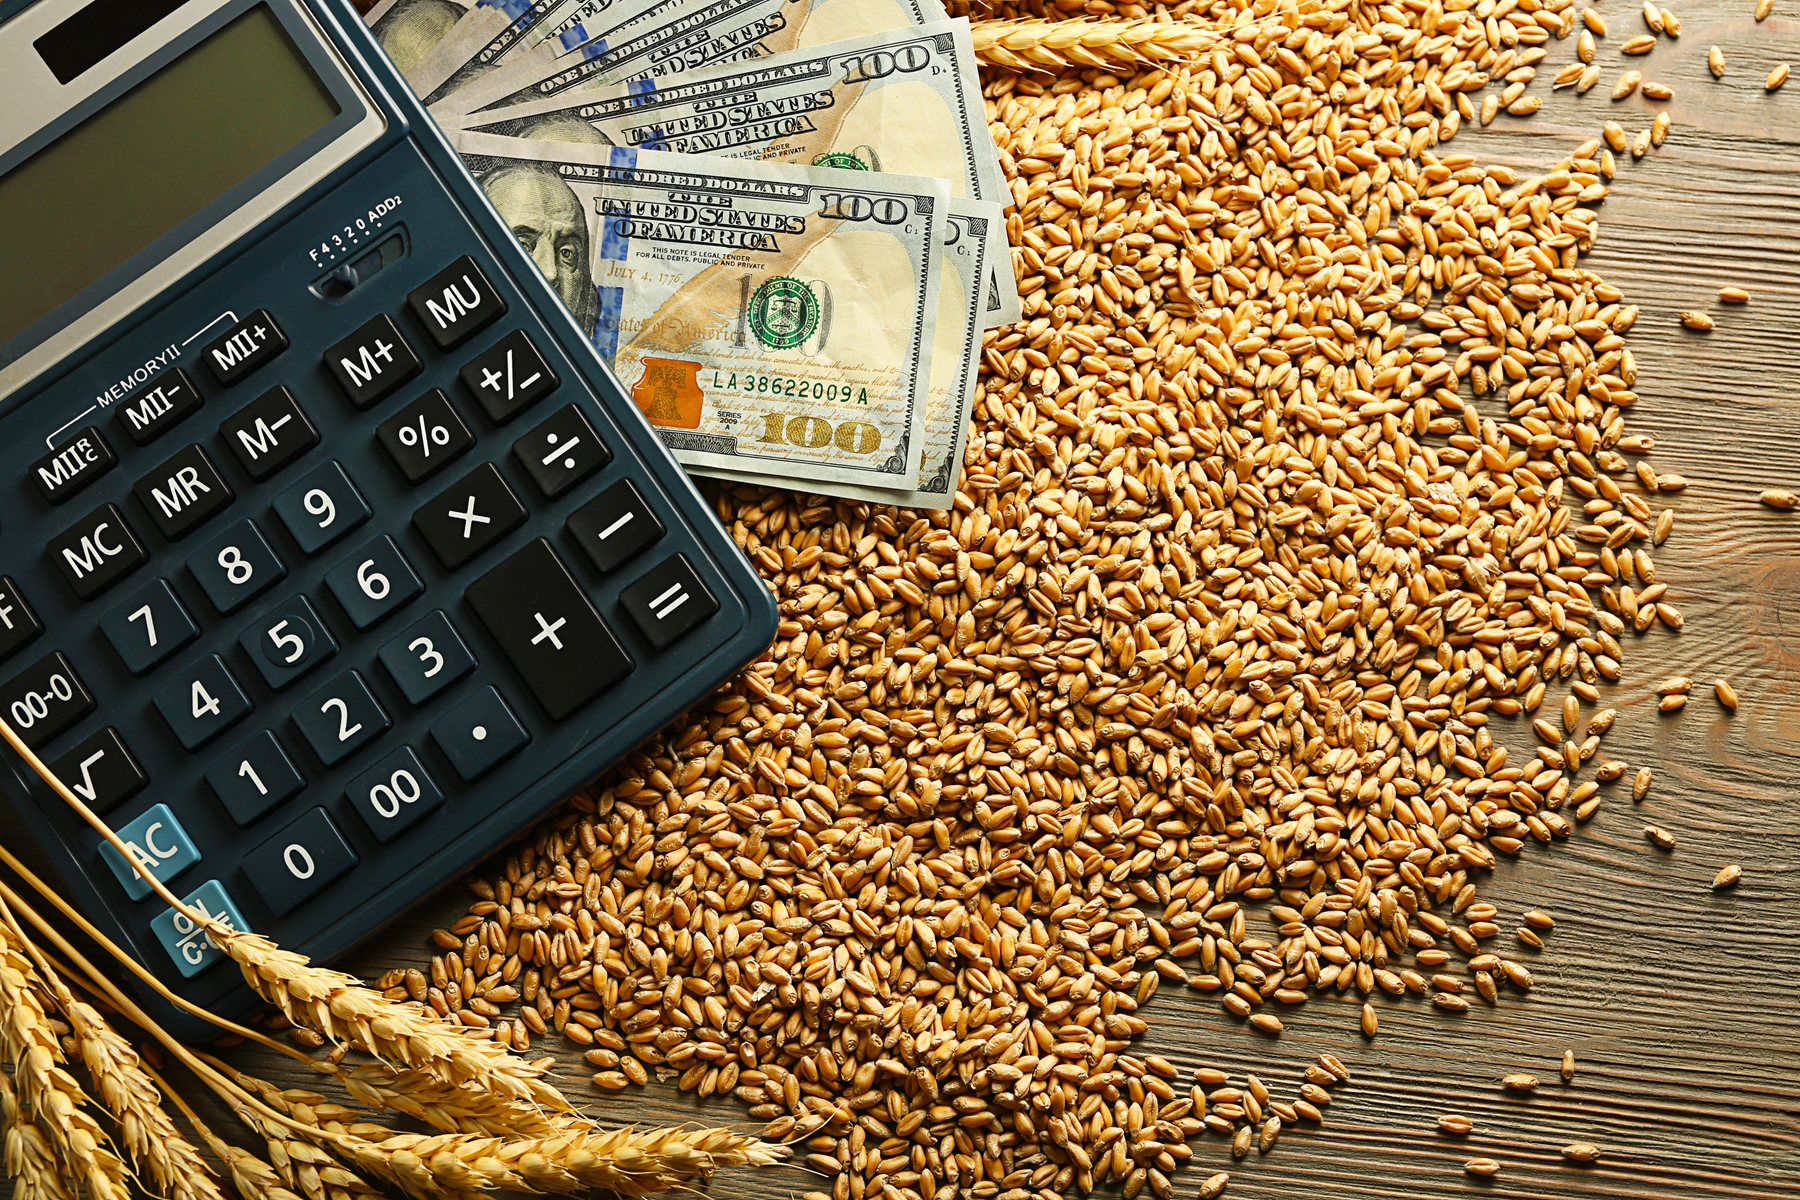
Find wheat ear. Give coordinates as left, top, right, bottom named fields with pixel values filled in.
left=0, top=900, right=227, bottom=1200
left=0, top=715, right=569, bottom=1115
left=0, top=1064, right=75, bottom=1200
left=0, top=940, right=131, bottom=1200
left=967, top=3, right=1321, bottom=73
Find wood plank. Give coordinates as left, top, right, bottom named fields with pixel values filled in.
left=11, top=1, right=1800, bottom=1198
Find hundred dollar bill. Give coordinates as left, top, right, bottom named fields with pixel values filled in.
left=695, top=197, right=986, bottom=509
left=452, top=131, right=947, bottom=489
left=432, top=0, right=946, bottom=121
left=448, top=20, right=1021, bottom=327
left=401, top=0, right=635, bottom=104
left=364, top=0, right=475, bottom=77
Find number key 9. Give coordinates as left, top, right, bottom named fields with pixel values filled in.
left=274, top=461, right=371, bottom=555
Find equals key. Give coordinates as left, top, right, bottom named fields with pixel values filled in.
left=460, top=330, right=557, bottom=423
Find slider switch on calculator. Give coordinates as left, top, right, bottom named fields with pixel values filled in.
left=466, top=539, right=631, bottom=720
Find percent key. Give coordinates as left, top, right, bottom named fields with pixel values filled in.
left=376, top=389, right=474, bottom=483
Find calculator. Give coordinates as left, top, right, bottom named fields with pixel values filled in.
left=0, top=0, right=777, bottom=1033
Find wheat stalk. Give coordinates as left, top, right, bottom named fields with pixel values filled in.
left=325, top=1063, right=558, bottom=1137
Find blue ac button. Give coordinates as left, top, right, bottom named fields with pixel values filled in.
left=99, top=803, right=200, bottom=900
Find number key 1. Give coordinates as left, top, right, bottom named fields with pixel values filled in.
left=205, top=729, right=305, bottom=826
left=273, top=461, right=371, bottom=555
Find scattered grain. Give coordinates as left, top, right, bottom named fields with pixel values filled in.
left=1712, top=864, right=1743, bottom=889
left=1465, top=1158, right=1502, bottom=1177
left=1758, top=0, right=1775, bottom=19
left=1641, top=80, right=1673, bottom=100
left=1680, top=310, right=1714, bottom=330
left=1621, top=33, right=1657, bottom=53
left=1563, top=1142, right=1601, bottom=1162
left=1198, top=1173, right=1230, bottom=1199
left=1645, top=825, right=1678, bottom=850
left=1438, top=1114, right=1474, bottom=1135
left=1760, top=489, right=1797, bottom=509
left=1502, top=1074, right=1539, bottom=1092
left=1613, top=69, right=1642, bottom=98
left=1720, top=286, right=1750, bottom=303
left=1710, top=45, right=1726, bottom=76
left=1769, top=63, right=1790, bottom=90
left=1562, top=1050, right=1577, bottom=1081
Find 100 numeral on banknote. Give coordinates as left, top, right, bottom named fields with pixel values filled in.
left=455, top=132, right=946, bottom=487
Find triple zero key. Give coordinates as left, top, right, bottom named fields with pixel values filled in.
left=466, top=539, right=631, bottom=720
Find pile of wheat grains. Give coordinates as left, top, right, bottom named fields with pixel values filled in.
left=382, top=0, right=1686, bottom=1197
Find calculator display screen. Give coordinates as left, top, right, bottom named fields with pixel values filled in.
left=0, top=5, right=342, bottom=345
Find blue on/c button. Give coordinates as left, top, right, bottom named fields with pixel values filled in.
left=99, top=803, right=200, bottom=900
left=149, top=879, right=251, bottom=978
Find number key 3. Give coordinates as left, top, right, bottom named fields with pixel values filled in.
left=377, top=610, right=476, bottom=705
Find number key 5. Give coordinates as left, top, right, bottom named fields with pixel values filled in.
left=324, top=535, right=423, bottom=629
left=238, top=596, right=338, bottom=690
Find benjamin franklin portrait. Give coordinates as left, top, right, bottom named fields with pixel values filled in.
left=369, top=0, right=461, bottom=76
left=480, top=163, right=601, bottom=342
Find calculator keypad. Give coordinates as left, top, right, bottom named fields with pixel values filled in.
left=326, top=314, right=420, bottom=409
left=239, top=595, right=338, bottom=690
left=48, top=727, right=147, bottom=814
left=466, top=539, right=631, bottom=720
left=0, top=578, right=45, bottom=663
left=324, top=535, right=422, bottom=628
left=153, top=654, right=251, bottom=750
left=273, top=461, right=372, bottom=555
left=566, top=479, right=663, bottom=572
left=378, top=610, right=476, bottom=705
left=49, top=503, right=148, bottom=598
left=242, top=807, right=359, bottom=915
left=100, top=578, right=200, bottom=674
left=201, top=310, right=287, bottom=387
left=376, top=389, right=474, bottom=483
left=133, top=443, right=234, bottom=540
left=413, top=463, right=526, bottom=568
left=151, top=879, right=250, bottom=977
left=219, top=386, right=319, bottom=480
left=205, top=730, right=305, bottom=826
left=408, top=256, right=506, bottom=349
left=0, top=651, right=96, bottom=749
left=460, top=330, right=557, bottom=423
left=620, top=555, right=719, bottom=649
left=101, top=803, right=201, bottom=901
left=187, top=518, right=286, bottom=614
left=292, top=670, right=389, bottom=765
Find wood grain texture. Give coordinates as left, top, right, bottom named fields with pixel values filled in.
left=209, top=1, right=1800, bottom=1196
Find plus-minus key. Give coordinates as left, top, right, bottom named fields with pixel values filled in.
left=465, top=539, right=631, bottom=720
left=460, top=330, right=558, bottom=423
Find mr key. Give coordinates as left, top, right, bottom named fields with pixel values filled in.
left=0, top=0, right=775, bottom=1035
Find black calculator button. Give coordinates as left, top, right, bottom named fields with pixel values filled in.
left=48, top=727, right=147, bottom=814
left=132, top=443, right=234, bottom=540
left=116, top=369, right=203, bottom=445
left=620, top=555, right=718, bottom=650
left=413, top=463, right=527, bottom=569
left=378, top=610, right=476, bottom=705
left=292, top=669, right=389, bottom=765
left=325, top=314, right=421, bottom=409
left=514, top=404, right=610, bottom=498
left=239, top=595, right=338, bottom=690
left=566, top=479, right=663, bottom=572
left=465, top=539, right=632, bottom=720
left=30, top=426, right=116, bottom=505
left=219, top=386, right=319, bottom=480
left=324, top=535, right=423, bottom=628
left=0, top=652, right=94, bottom=750
left=100, top=578, right=199, bottom=674
left=347, top=746, right=444, bottom=842
left=430, top=686, right=529, bottom=781
left=206, top=729, right=305, bottom=825
left=460, top=330, right=557, bottom=423
left=242, top=807, right=359, bottom=916
left=187, top=518, right=285, bottom=615
left=201, top=310, right=287, bottom=388
left=376, top=389, right=474, bottom=483
left=0, top=577, right=44, bottom=663
left=408, top=257, right=507, bottom=349
left=49, top=503, right=147, bottom=599
left=273, top=461, right=371, bottom=555
left=152, top=653, right=251, bottom=750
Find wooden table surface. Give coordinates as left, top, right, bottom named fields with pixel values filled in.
left=201, top=2, right=1799, bottom=1196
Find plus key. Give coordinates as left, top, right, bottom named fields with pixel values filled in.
left=466, top=539, right=631, bottom=720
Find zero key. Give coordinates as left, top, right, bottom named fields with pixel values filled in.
left=241, top=807, right=359, bottom=916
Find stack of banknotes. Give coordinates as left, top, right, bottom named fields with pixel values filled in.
left=364, top=0, right=1020, bottom=509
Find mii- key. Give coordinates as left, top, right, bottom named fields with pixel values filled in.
left=0, top=0, right=776, bottom=1037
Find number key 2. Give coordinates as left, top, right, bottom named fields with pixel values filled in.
left=291, top=670, right=389, bottom=766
